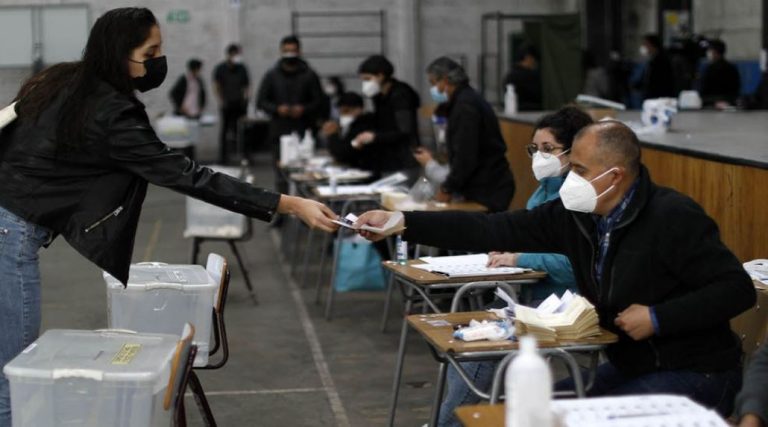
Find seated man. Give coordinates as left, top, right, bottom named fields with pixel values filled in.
left=356, top=121, right=755, bottom=418
left=321, top=92, right=379, bottom=173
left=700, top=39, right=741, bottom=109
left=735, top=342, right=768, bottom=427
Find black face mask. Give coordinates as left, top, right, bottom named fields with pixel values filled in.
left=281, top=56, right=301, bottom=70
left=130, top=56, right=168, bottom=93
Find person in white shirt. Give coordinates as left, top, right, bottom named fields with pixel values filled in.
left=169, top=58, right=206, bottom=119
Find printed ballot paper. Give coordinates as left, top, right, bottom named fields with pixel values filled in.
left=332, top=212, right=405, bottom=235
left=412, top=253, right=530, bottom=278
left=0, top=102, right=18, bottom=130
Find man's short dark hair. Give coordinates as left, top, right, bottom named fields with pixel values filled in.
left=358, top=55, right=394, bottom=78
left=576, top=121, right=642, bottom=176
left=708, top=39, right=726, bottom=56
left=515, top=44, right=540, bottom=63
left=187, top=59, right=202, bottom=72
left=337, top=91, right=364, bottom=109
left=643, top=34, right=663, bottom=50
left=226, top=43, right=241, bottom=56
left=281, top=35, right=301, bottom=49
left=535, top=106, right=594, bottom=151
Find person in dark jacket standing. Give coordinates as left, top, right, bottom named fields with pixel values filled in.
left=636, top=34, right=677, bottom=100
left=356, top=55, right=420, bottom=178
left=256, top=35, right=325, bottom=194
left=427, top=57, right=515, bottom=212
left=503, top=45, right=542, bottom=111
left=169, top=58, right=206, bottom=118
left=735, top=342, right=768, bottom=427
left=213, top=43, right=250, bottom=164
left=321, top=92, right=379, bottom=172
left=355, top=121, right=755, bottom=419
left=0, top=9, right=338, bottom=426
left=700, top=39, right=742, bottom=108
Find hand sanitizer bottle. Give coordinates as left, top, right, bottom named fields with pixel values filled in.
left=504, top=84, right=518, bottom=115
left=395, top=235, right=408, bottom=265
left=505, top=336, right=552, bottom=427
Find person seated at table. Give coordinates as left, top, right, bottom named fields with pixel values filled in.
left=434, top=106, right=593, bottom=427
left=426, top=57, right=515, bottom=212
left=355, top=121, right=756, bottom=419
left=735, top=342, right=768, bottom=427
left=700, top=39, right=741, bottom=109
left=321, top=91, right=380, bottom=173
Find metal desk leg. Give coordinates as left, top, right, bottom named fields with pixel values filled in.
left=429, top=362, right=448, bottom=427
left=323, top=226, right=344, bottom=320
left=379, top=237, right=397, bottom=332
left=314, top=231, right=331, bottom=304
left=300, top=228, right=316, bottom=288
left=387, top=281, right=414, bottom=427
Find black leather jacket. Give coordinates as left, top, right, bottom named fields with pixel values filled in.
left=0, top=81, right=280, bottom=284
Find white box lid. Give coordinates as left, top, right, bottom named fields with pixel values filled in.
left=3, top=329, right=178, bottom=383
left=104, top=263, right=215, bottom=290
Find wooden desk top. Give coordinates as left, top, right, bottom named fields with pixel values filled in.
left=455, top=404, right=504, bottom=427
left=381, top=198, right=488, bottom=212
left=407, top=311, right=618, bottom=354
left=382, top=260, right=547, bottom=285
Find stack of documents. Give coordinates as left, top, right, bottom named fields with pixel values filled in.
left=412, top=254, right=530, bottom=278
left=744, top=259, right=768, bottom=285
left=552, top=394, right=728, bottom=427
left=316, top=172, right=408, bottom=196
left=513, top=290, right=600, bottom=342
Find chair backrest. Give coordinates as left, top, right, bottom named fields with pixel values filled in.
left=205, top=253, right=229, bottom=314
left=164, top=323, right=196, bottom=411
left=731, top=284, right=768, bottom=360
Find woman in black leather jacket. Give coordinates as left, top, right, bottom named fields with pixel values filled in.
left=0, top=8, right=337, bottom=424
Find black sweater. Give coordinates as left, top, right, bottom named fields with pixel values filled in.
left=256, top=59, right=325, bottom=132
left=443, top=85, right=515, bottom=212
left=368, top=79, right=420, bottom=171
left=403, top=166, right=755, bottom=376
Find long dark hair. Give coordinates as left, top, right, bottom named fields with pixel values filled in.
left=15, top=8, right=158, bottom=150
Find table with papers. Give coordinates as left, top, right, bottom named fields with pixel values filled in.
left=455, top=395, right=728, bottom=427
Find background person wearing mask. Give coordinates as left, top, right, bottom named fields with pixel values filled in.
left=356, top=55, right=420, bottom=178
left=427, top=57, right=515, bottom=212
left=635, top=34, right=677, bottom=101
left=213, top=43, right=250, bottom=164
left=503, top=44, right=542, bottom=111
left=322, top=92, right=378, bottom=172
left=700, top=39, right=741, bottom=109
left=435, top=106, right=591, bottom=427
left=169, top=58, right=206, bottom=119
left=356, top=121, right=755, bottom=419
left=256, top=35, right=325, bottom=194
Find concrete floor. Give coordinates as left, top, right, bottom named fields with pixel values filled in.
left=37, top=153, right=440, bottom=427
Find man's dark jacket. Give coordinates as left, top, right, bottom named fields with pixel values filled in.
left=0, top=81, right=280, bottom=284
left=403, top=165, right=755, bottom=376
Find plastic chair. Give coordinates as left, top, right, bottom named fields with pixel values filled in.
left=186, top=253, right=232, bottom=427
left=165, top=323, right=196, bottom=427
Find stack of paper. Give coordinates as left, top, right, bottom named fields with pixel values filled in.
left=513, top=290, right=600, bottom=342
left=553, top=394, right=728, bottom=427
left=412, top=254, right=530, bottom=278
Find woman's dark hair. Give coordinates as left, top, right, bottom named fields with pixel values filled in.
left=358, top=55, right=394, bottom=79
left=15, top=7, right=158, bottom=150
left=534, top=106, right=593, bottom=150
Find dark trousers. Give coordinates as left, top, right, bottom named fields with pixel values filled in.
left=219, top=104, right=245, bottom=164
left=555, top=362, right=742, bottom=417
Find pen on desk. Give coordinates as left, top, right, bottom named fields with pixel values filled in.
left=430, top=270, right=451, bottom=277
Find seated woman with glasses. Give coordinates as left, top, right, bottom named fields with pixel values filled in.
left=437, top=105, right=594, bottom=427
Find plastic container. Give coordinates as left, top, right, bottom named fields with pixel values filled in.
left=505, top=336, right=553, bottom=427
left=104, top=263, right=216, bottom=367
left=184, top=166, right=248, bottom=239
left=504, top=84, right=518, bottom=115
left=396, top=235, right=408, bottom=265
left=3, top=329, right=179, bottom=427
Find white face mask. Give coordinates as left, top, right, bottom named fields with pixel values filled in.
left=558, top=168, right=618, bottom=213
left=638, top=45, right=649, bottom=58
left=361, top=80, right=381, bottom=98
left=531, top=150, right=569, bottom=181
left=706, top=50, right=716, bottom=62
left=339, top=114, right=355, bottom=129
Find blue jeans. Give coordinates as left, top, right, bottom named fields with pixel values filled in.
left=438, top=361, right=497, bottom=427
left=555, top=362, right=742, bottom=417
left=0, top=205, right=50, bottom=427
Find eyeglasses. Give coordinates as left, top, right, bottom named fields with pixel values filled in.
left=525, top=143, right=566, bottom=158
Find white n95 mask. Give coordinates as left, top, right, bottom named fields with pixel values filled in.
left=361, top=80, right=381, bottom=98
left=531, top=151, right=568, bottom=181
left=339, top=115, right=355, bottom=130
left=558, top=168, right=617, bottom=213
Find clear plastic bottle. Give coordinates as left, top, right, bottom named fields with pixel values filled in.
left=395, top=235, right=408, bottom=265
left=505, top=336, right=552, bottom=427
left=504, top=84, right=518, bottom=115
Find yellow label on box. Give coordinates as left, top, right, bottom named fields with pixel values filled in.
left=112, top=343, right=142, bottom=365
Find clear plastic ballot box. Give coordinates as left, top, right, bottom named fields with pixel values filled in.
left=3, top=329, right=180, bottom=427
left=104, top=263, right=217, bottom=366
